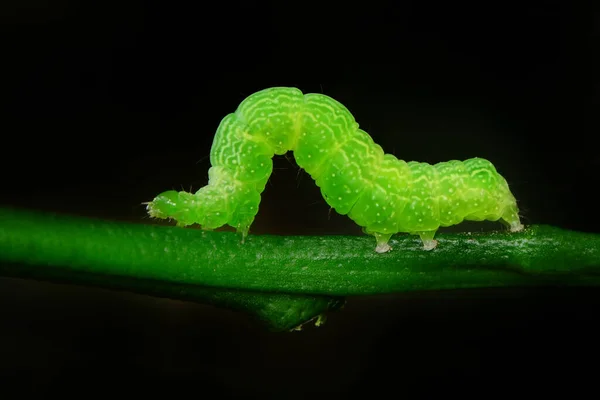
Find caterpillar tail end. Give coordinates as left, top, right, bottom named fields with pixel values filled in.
left=500, top=204, right=525, bottom=233
left=509, top=221, right=525, bottom=233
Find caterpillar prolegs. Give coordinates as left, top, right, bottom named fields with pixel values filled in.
left=147, top=87, right=524, bottom=253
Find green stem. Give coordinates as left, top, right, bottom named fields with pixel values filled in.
left=1, top=207, right=600, bottom=330
left=0, top=260, right=343, bottom=332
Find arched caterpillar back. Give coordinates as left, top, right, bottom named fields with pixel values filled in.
left=147, top=87, right=524, bottom=253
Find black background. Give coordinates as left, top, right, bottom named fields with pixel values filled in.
left=1, top=1, right=597, bottom=397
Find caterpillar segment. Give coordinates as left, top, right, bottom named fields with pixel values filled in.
left=147, top=87, right=523, bottom=253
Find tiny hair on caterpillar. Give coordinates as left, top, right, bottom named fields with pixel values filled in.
left=146, top=87, right=524, bottom=253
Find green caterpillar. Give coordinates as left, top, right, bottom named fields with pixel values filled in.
left=147, top=87, right=524, bottom=253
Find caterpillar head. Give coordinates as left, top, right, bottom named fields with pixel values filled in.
left=146, top=190, right=195, bottom=226
left=146, top=188, right=232, bottom=230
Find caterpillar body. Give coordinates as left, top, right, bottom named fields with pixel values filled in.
left=147, top=87, right=524, bottom=253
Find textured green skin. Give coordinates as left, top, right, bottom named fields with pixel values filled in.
left=148, top=87, right=524, bottom=252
